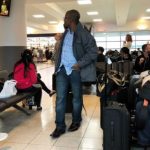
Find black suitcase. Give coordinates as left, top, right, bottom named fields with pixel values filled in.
left=66, top=92, right=73, bottom=113
left=52, top=73, right=56, bottom=90
left=103, top=101, right=130, bottom=150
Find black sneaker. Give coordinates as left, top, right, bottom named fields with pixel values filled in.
left=68, top=123, right=80, bottom=132
left=50, top=128, right=65, bottom=138
left=49, top=90, right=56, bottom=97
left=37, top=106, right=42, bottom=111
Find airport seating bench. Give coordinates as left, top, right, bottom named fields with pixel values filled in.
left=0, top=70, right=36, bottom=115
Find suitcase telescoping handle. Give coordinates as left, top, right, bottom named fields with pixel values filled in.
left=110, top=121, right=115, bottom=146
left=104, top=56, right=113, bottom=106
left=104, top=59, right=108, bottom=106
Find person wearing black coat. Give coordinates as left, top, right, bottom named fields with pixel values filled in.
left=97, top=46, right=105, bottom=62
left=134, top=44, right=150, bottom=74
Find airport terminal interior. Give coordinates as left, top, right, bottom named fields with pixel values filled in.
left=0, top=62, right=102, bottom=150
left=1, top=0, right=150, bottom=150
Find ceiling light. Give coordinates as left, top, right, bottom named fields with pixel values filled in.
left=141, top=16, right=150, bottom=20
left=27, top=27, right=35, bottom=34
left=93, top=19, right=103, bottom=22
left=87, top=11, right=98, bottom=15
left=48, top=21, right=58, bottom=24
left=32, top=15, right=45, bottom=18
left=137, top=25, right=147, bottom=30
left=146, top=9, right=150, bottom=12
left=77, top=0, right=92, bottom=5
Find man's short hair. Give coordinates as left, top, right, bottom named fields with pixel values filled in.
left=120, top=47, right=129, bottom=54
left=98, top=47, right=104, bottom=53
left=142, top=44, right=147, bottom=52
left=66, top=9, right=80, bottom=24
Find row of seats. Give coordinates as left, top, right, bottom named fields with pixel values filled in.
left=0, top=70, right=36, bottom=115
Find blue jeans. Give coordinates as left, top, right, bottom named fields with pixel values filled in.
left=55, top=67, right=83, bottom=129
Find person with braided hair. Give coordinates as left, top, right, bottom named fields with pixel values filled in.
left=13, top=49, right=43, bottom=110
left=14, top=49, right=56, bottom=110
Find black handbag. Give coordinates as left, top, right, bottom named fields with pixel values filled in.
left=97, top=70, right=127, bottom=99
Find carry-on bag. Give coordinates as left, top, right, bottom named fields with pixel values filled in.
left=66, top=92, right=73, bottom=113
left=103, top=101, right=130, bottom=150
left=53, top=73, right=73, bottom=113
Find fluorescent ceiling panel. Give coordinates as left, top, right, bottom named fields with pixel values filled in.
left=87, top=11, right=98, bottom=15
left=93, top=19, right=103, bottom=22
left=32, top=14, right=45, bottom=18
left=77, top=0, right=92, bottom=5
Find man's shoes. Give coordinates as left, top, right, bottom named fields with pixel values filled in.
left=49, top=90, right=56, bottom=97
left=68, top=122, right=80, bottom=132
left=50, top=128, right=65, bottom=138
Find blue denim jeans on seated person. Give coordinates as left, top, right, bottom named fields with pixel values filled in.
left=55, top=67, right=83, bottom=130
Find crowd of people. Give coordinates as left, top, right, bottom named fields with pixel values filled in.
left=30, top=46, right=55, bottom=62
left=1, top=9, right=150, bottom=143
left=97, top=43, right=150, bottom=74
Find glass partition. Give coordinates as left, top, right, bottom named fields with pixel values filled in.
left=94, top=30, right=150, bottom=52
left=26, top=31, right=150, bottom=53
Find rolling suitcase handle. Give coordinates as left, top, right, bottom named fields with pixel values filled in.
left=111, top=121, right=115, bottom=145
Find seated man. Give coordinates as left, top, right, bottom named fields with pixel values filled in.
left=128, top=70, right=150, bottom=111
left=134, top=44, right=150, bottom=74
left=128, top=44, right=150, bottom=110
left=97, top=46, right=105, bottom=62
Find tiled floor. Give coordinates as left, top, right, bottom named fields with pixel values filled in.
left=0, top=62, right=103, bottom=150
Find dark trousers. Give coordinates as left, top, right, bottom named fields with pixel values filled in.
left=38, top=78, right=50, bottom=94
left=18, top=86, right=42, bottom=107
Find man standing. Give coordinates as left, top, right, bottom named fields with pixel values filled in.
left=50, top=9, right=97, bottom=138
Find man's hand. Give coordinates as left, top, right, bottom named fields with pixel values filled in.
left=72, top=64, right=80, bottom=70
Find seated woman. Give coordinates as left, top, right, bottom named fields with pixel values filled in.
left=13, top=49, right=55, bottom=111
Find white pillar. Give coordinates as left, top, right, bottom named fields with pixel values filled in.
left=0, top=0, right=26, bottom=72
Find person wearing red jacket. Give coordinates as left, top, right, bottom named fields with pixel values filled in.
left=14, top=49, right=42, bottom=111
